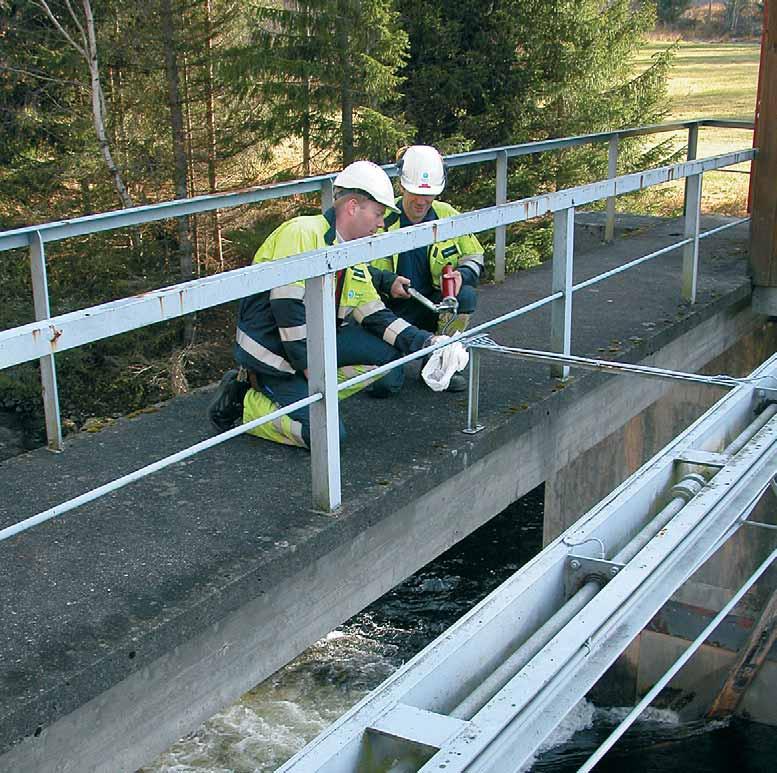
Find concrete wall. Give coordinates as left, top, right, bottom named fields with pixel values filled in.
left=546, top=318, right=777, bottom=720
left=2, top=298, right=772, bottom=772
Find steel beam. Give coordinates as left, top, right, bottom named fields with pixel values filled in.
left=494, top=150, right=508, bottom=282
left=28, top=232, right=62, bottom=450
left=281, top=353, right=777, bottom=773
left=306, top=274, right=341, bottom=512
left=682, top=172, right=703, bottom=303
left=1, top=150, right=754, bottom=372
left=550, top=207, right=575, bottom=380
left=605, top=135, right=619, bottom=242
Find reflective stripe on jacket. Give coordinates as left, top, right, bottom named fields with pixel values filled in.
left=370, top=200, right=485, bottom=290
left=235, top=210, right=430, bottom=377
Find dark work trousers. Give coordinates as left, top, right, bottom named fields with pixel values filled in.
left=254, top=321, right=405, bottom=446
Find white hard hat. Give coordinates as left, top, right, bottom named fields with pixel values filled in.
left=398, top=145, right=446, bottom=196
left=333, top=160, right=399, bottom=212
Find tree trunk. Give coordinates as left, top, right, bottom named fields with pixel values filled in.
left=181, top=49, right=201, bottom=277
left=338, top=0, right=354, bottom=165
left=160, top=0, right=194, bottom=286
left=160, top=0, right=194, bottom=346
left=204, top=0, right=224, bottom=272
left=302, top=75, right=312, bottom=175
left=38, top=0, right=132, bottom=207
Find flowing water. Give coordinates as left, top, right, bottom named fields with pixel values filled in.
left=141, top=487, right=777, bottom=773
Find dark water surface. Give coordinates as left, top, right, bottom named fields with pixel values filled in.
left=144, top=487, right=777, bottom=772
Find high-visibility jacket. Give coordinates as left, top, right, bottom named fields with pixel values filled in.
left=370, top=200, right=485, bottom=295
left=234, top=209, right=431, bottom=377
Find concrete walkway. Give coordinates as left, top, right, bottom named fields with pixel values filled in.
left=0, top=214, right=760, bottom=767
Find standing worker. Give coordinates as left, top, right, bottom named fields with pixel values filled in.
left=208, top=160, right=437, bottom=448
left=369, top=145, right=484, bottom=392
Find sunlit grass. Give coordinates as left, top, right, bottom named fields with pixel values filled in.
left=633, top=41, right=758, bottom=216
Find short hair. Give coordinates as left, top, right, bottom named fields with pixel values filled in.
left=333, top=187, right=377, bottom=209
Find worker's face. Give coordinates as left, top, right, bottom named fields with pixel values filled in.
left=402, top=189, right=435, bottom=224
left=351, top=199, right=386, bottom=238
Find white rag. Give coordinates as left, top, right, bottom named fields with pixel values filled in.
left=421, top=334, right=470, bottom=392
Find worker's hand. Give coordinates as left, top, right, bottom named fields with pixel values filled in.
left=450, top=270, right=463, bottom=297
left=390, top=275, right=412, bottom=299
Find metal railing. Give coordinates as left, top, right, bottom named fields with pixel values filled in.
left=0, top=120, right=755, bottom=529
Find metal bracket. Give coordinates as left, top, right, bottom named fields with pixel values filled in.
left=757, top=387, right=777, bottom=403
left=565, top=555, right=625, bottom=599
left=462, top=424, right=484, bottom=435
left=675, top=449, right=731, bottom=468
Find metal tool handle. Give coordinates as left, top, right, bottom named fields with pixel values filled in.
left=406, top=286, right=441, bottom=313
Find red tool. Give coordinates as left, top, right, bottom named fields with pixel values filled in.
left=441, top=263, right=457, bottom=299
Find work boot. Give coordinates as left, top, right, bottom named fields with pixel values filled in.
left=208, top=369, right=249, bottom=432
left=436, top=312, right=471, bottom=336
left=418, top=357, right=468, bottom=393
left=446, top=372, right=468, bottom=392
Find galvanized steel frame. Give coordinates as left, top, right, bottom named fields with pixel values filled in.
left=278, top=354, right=777, bottom=773
left=0, top=121, right=755, bottom=517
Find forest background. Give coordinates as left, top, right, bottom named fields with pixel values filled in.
left=0, top=0, right=764, bottom=453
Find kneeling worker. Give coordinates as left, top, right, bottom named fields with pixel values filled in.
left=370, top=145, right=485, bottom=392
left=209, top=160, right=436, bottom=448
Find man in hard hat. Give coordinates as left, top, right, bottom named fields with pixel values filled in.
left=208, top=160, right=437, bottom=448
left=370, top=145, right=484, bottom=392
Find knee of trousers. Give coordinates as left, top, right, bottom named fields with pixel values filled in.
left=456, top=285, right=477, bottom=314
left=242, top=388, right=346, bottom=448
left=369, top=363, right=405, bottom=397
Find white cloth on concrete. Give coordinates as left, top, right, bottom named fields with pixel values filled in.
left=421, top=334, right=470, bottom=392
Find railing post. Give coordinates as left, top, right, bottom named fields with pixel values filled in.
left=305, top=272, right=341, bottom=511
left=550, top=207, right=575, bottom=380
left=463, top=347, right=484, bottom=434
left=321, top=178, right=334, bottom=213
left=683, top=123, right=699, bottom=217
left=682, top=172, right=703, bottom=304
left=494, top=150, right=508, bottom=282
left=604, top=135, right=619, bottom=243
left=29, top=231, right=63, bottom=451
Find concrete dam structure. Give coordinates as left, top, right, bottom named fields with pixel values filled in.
left=2, top=209, right=776, bottom=771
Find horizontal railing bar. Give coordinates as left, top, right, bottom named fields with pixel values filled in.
left=0, top=178, right=327, bottom=251
left=0, top=391, right=322, bottom=543
left=468, top=343, right=742, bottom=389
left=443, top=119, right=754, bottom=168
left=573, top=239, right=694, bottom=292
left=343, top=212, right=752, bottom=393
left=338, top=292, right=564, bottom=393
left=0, top=120, right=754, bottom=252
left=0, top=149, right=754, bottom=371
left=698, top=217, right=751, bottom=240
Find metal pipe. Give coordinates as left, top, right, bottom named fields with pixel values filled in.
left=698, top=216, right=750, bottom=240
left=1, top=121, right=750, bottom=253
left=470, top=342, right=743, bottom=391
left=723, top=403, right=777, bottom=456
left=0, top=392, right=322, bottom=543
left=577, top=543, right=777, bottom=773
left=572, top=238, right=694, bottom=292
left=448, top=404, right=777, bottom=720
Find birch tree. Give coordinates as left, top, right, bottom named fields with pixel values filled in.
left=34, top=0, right=133, bottom=209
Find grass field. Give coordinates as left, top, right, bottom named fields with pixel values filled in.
left=634, top=41, right=759, bottom=215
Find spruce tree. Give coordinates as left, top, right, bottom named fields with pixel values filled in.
left=398, top=0, right=673, bottom=180
left=229, top=0, right=411, bottom=171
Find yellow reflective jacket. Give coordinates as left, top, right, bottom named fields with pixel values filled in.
left=371, top=199, right=485, bottom=289
left=235, top=210, right=430, bottom=377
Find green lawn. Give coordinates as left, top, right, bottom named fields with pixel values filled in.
left=635, top=41, right=759, bottom=215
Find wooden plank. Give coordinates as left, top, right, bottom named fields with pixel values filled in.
left=706, top=586, right=777, bottom=718
left=750, top=0, right=777, bottom=286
